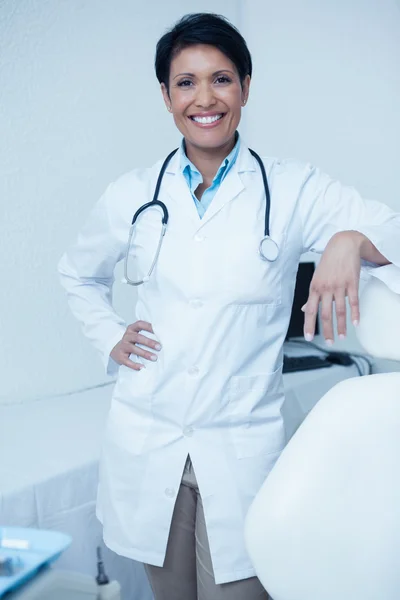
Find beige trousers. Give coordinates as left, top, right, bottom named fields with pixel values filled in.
left=144, top=455, right=269, bottom=600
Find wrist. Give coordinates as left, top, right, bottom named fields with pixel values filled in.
left=332, top=230, right=365, bottom=253
left=352, top=230, right=368, bottom=252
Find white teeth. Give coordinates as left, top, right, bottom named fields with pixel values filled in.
left=192, top=114, right=223, bottom=124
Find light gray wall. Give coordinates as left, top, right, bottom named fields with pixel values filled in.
left=0, top=0, right=240, bottom=404
left=1, top=0, right=399, bottom=404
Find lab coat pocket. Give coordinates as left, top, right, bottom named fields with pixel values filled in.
left=227, top=368, right=285, bottom=458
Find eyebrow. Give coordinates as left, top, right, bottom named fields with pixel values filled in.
left=173, top=69, right=236, bottom=80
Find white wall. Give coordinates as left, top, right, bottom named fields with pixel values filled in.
left=0, top=0, right=240, bottom=404
left=1, top=0, right=399, bottom=404
left=240, top=0, right=400, bottom=355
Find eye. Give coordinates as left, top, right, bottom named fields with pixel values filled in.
left=215, top=75, right=231, bottom=84
left=177, top=79, right=193, bottom=87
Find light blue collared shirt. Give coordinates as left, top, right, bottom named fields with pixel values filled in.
left=180, top=134, right=241, bottom=219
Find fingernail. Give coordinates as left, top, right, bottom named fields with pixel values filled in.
left=325, top=339, right=334, bottom=346
left=155, top=343, right=162, bottom=350
left=150, top=355, right=158, bottom=361
left=339, top=334, right=346, bottom=340
left=139, top=364, right=145, bottom=369
left=353, top=320, right=359, bottom=327
left=305, top=333, right=313, bottom=342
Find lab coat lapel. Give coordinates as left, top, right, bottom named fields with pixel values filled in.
left=162, top=150, right=202, bottom=230
left=160, top=141, right=257, bottom=233
left=195, top=142, right=256, bottom=232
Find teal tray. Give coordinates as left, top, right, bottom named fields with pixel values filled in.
left=0, top=526, right=71, bottom=597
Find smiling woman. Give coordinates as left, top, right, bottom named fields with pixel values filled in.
left=156, top=13, right=251, bottom=189
left=160, top=44, right=249, bottom=155
left=57, top=10, right=400, bottom=600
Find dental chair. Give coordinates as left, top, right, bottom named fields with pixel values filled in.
left=245, top=268, right=400, bottom=600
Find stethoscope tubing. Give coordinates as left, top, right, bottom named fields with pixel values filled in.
left=124, top=147, right=279, bottom=285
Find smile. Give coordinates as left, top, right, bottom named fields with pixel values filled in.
left=189, top=113, right=225, bottom=125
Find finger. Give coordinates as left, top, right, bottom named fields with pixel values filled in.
left=123, top=341, right=158, bottom=362
left=127, top=321, right=154, bottom=334
left=334, top=288, right=347, bottom=339
left=303, top=292, right=319, bottom=341
left=320, top=292, right=334, bottom=344
left=120, top=357, right=144, bottom=371
left=347, top=281, right=360, bottom=327
left=133, top=333, right=162, bottom=351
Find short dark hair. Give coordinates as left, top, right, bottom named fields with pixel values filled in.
left=155, top=13, right=252, bottom=93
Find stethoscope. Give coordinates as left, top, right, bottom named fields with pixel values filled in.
left=124, top=148, right=279, bottom=286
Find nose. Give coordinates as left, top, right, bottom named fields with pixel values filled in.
left=194, top=82, right=216, bottom=109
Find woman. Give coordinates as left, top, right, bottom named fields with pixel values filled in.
left=58, top=13, right=400, bottom=600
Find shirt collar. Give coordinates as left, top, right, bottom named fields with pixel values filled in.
left=179, top=131, right=241, bottom=184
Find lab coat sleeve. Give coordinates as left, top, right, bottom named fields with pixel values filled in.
left=57, top=182, right=127, bottom=377
left=298, top=164, right=400, bottom=293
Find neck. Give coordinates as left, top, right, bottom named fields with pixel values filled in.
left=184, top=135, right=237, bottom=183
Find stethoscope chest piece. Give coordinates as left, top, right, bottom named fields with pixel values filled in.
left=259, top=235, right=279, bottom=262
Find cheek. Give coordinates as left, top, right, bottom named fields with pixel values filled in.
left=226, top=101, right=242, bottom=125
left=173, top=111, right=190, bottom=132
left=220, top=90, right=242, bottom=114
left=170, top=90, right=190, bottom=113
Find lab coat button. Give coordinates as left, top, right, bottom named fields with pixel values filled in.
left=165, top=488, right=175, bottom=498
left=189, top=299, right=203, bottom=309
left=188, top=366, right=199, bottom=376
left=194, top=234, right=205, bottom=242
left=183, top=426, right=194, bottom=437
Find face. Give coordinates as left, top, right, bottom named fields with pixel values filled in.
left=161, top=44, right=250, bottom=153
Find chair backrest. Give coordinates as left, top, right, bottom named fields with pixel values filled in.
left=356, top=273, right=400, bottom=362
left=244, top=275, right=400, bottom=600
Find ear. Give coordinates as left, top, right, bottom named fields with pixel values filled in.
left=241, top=75, right=251, bottom=106
left=161, top=83, right=172, bottom=112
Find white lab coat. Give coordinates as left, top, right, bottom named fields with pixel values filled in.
left=58, top=141, right=400, bottom=584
